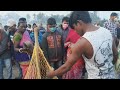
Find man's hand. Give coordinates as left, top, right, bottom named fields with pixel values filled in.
left=19, top=48, right=28, bottom=53
left=64, top=42, right=71, bottom=47
left=46, top=71, right=54, bottom=79
left=46, top=67, right=56, bottom=79
left=68, top=43, right=74, bottom=48
left=64, top=42, right=74, bottom=48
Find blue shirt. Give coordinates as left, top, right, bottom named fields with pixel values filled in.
left=30, top=31, right=43, bottom=45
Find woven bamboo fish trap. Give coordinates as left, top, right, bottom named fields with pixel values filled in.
left=24, top=27, right=58, bottom=79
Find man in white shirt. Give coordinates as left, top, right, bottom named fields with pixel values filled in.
left=47, top=11, right=118, bottom=79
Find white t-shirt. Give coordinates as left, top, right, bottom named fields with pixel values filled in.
left=82, top=27, right=116, bottom=79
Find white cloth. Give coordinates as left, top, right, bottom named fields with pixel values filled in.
left=82, top=27, right=116, bottom=79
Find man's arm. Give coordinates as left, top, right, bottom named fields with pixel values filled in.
left=112, top=37, right=118, bottom=64
left=47, top=38, right=86, bottom=78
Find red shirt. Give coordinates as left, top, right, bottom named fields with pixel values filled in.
left=66, top=29, right=80, bottom=43
left=65, top=29, right=84, bottom=66
left=62, top=29, right=84, bottom=79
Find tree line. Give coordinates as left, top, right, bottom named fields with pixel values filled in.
left=0, top=12, right=106, bottom=27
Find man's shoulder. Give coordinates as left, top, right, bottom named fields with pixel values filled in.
left=97, top=27, right=113, bottom=40
left=57, top=26, right=62, bottom=31
left=43, top=32, right=49, bottom=38
left=80, top=37, right=90, bottom=43
left=57, top=28, right=63, bottom=35
left=56, top=30, right=62, bottom=35
left=97, top=27, right=111, bottom=34
left=73, top=37, right=89, bottom=53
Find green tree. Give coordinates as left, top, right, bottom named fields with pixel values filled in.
left=90, top=12, right=101, bottom=24
left=37, top=13, right=44, bottom=23
left=99, top=19, right=107, bottom=27
left=51, top=14, right=64, bottom=25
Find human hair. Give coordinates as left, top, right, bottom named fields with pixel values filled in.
left=18, top=22, right=27, bottom=27
left=110, top=12, right=118, bottom=17
left=19, top=17, right=27, bottom=22
left=18, top=22, right=21, bottom=27
left=4, top=25, right=9, bottom=31
left=33, top=23, right=37, bottom=26
left=47, top=17, right=56, bottom=25
left=69, top=11, right=92, bottom=29
left=4, top=25, right=8, bottom=28
left=62, top=17, right=69, bottom=22
left=28, top=24, right=31, bottom=28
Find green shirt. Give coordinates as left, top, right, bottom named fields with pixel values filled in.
left=13, top=33, right=22, bottom=42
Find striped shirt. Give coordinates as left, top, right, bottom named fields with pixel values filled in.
left=104, top=20, right=117, bottom=37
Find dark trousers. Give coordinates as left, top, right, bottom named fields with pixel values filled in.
left=49, top=60, right=62, bottom=79
left=49, top=60, right=62, bottom=70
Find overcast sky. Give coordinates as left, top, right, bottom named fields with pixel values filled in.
left=0, top=11, right=120, bottom=20
left=0, top=11, right=71, bottom=16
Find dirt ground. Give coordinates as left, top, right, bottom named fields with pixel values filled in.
left=3, top=65, right=88, bottom=79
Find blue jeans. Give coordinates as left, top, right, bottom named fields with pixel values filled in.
left=0, top=58, right=12, bottom=79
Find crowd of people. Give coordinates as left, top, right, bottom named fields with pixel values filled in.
left=0, top=11, right=120, bottom=79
